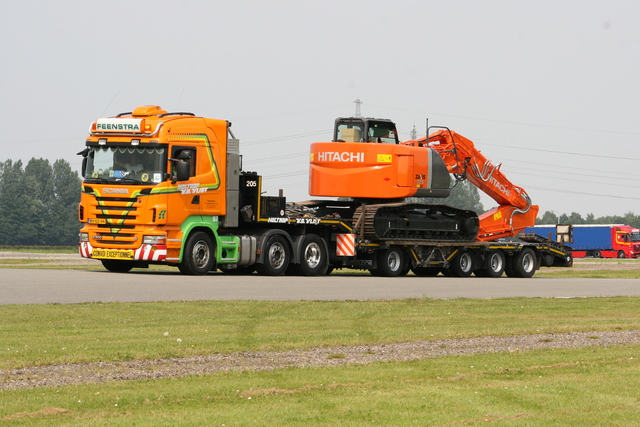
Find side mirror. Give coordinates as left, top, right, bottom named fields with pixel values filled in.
left=77, top=148, right=89, bottom=178
left=176, top=161, right=190, bottom=182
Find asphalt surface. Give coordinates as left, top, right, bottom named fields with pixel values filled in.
left=2, top=268, right=640, bottom=305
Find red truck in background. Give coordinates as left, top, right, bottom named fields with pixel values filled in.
left=524, top=224, right=640, bottom=258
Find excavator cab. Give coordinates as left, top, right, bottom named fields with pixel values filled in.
left=334, top=118, right=399, bottom=144
left=310, top=117, right=451, bottom=200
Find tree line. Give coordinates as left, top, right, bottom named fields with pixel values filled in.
left=0, top=158, right=81, bottom=246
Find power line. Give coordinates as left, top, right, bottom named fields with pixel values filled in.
left=526, top=185, right=640, bottom=201
left=479, top=141, right=640, bottom=162
left=507, top=170, right=640, bottom=190
left=242, top=129, right=330, bottom=146
left=233, top=103, right=349, bottom=123
left=499, top=157, right=640, bottom=179
left=366, top=103, right=640, bottom=136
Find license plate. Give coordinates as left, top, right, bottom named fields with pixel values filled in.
left=92, top=249, right=134, bottom=260
left=89, top=218, right=107, bottom=224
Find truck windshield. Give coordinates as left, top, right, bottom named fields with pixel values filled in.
left=629, top=232, right=640, bottom=242
left=85, top=147, right=166, bottom=184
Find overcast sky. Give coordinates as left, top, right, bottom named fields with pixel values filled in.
left=2, top=0, right=639, bottom=218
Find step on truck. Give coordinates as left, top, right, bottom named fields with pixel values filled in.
left=78, top=107, right=573, bottom=277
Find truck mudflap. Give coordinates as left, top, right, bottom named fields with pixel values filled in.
left=79, top=242, right=167, bottom=262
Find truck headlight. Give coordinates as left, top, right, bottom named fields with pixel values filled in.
left=79, top=232, right=89, bottom=242
left=143, top=235, right=166, bottom=245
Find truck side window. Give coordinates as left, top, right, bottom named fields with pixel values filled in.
left=173, top=148, right=196, bottom=178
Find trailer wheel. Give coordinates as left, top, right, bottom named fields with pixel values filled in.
left=412, top=266, right=441, bottom=277
left=256, top=234, right=290, bottom=276
left=290, top=234, right=328, bottom=276
left=507, top=247, right=536, bottom=278
left=475, top=250, right=505, bottom=277
left=179, top=231, right=215, bottom=275
left=101, top=259, right=134, bottom=273
left=447, top=250, right=474, bottom=277
left=376, top=246, right=405, bottom=277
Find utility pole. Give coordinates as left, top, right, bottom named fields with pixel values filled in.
left=410, top=122, right=417, bottom=140
left=354, top=99, right=362, bottom=118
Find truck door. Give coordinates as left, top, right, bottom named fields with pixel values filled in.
left=167, top=146, right=202, bottom=221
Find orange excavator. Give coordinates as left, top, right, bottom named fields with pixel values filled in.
left=309, top=117, right=539, bottom=242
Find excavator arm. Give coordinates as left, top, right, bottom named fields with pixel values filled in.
left=406, top=128, right=539, bottom=241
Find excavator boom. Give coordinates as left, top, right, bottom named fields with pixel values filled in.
left=407, top=128, right=539, bottom=241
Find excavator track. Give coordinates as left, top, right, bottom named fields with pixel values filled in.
left=352, top=203, right=479, bottom=242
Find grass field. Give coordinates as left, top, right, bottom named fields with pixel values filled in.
left=2, top=250, right=640, bottom=425
left=3, top=345, right=639, bottom=426
left=2, top=297, right=640, bottom=425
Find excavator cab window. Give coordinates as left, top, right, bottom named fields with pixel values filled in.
left=367, top=122, right=398, bottom=144
left=336, top=123, right=364, bottom=142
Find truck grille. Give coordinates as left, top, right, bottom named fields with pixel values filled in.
left=90, top=196, right=141, bottom=246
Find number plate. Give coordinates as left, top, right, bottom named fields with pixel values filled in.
left=92, top=249, right=134, bottom=260
left=89, top=218, right=107, bottom=224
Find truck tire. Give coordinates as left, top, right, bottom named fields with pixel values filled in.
left=506, top=247, right=536, bottom=278
left=447, top=250, right=474, bottom=277
left=475, top=250, right=505, bottom=277
left=101, top=259, right=134, bottom=273
left=256, top=234, right=290, bottom=276
left=618, top=251, right=625, bottom=258
left=375, top=246, right=405, bottom=277
left=289, top=234, right=328, bottom=276
left=179, top=231, right=215, bottom=275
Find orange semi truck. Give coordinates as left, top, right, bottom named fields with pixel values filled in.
left=78, top=107, right=572, bottom=277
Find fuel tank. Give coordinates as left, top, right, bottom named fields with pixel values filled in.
left=309, top=141, right=451, bottom=199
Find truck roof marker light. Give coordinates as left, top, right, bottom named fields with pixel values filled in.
left=131, top=139, right=140, bottom=146
left=98, top=138, right=107, bottom=145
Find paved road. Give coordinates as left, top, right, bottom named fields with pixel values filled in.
left=2, top=268, right=640, bottom=305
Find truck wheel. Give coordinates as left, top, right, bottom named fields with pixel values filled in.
left=475, top=250, right=505, bottom=277
left=101, top=259, right=134, bottom=273
left=447, top=250, right=474, bottom=277
left=412, top=266, right=441, bottom=277
left=376, top=246, right=405, bottom=277
left=179, top=231, right=215, bottom=275
left=299, top=235, right=327, bottom=276
left=507, top=247, right=536, bottom=278
left=290, top=234, right=328, bottom=276
left=618, top=251, right=625, bottom=258
left=594, top=250, right=602, bottom=258
left=256, top=234, right=290, bottom=276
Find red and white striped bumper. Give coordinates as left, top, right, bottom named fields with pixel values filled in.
left=79, top=242, right=167, bottom=262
